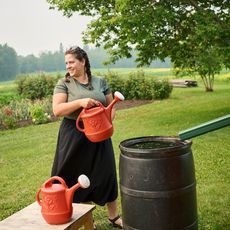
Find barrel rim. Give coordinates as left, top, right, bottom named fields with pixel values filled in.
left=119, top=136, right=192, bottom=156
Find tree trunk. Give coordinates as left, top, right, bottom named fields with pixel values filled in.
left=201, top=74, right=214, bottom=92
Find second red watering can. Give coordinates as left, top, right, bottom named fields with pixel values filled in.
left=76, top=91, right=125, bottom=142
left=36, top=175, right=90, bottom=225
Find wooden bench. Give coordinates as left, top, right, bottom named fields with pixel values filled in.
left=0, top=202, right=96, bottom=230
left=170, top=79, right=198, bottom=87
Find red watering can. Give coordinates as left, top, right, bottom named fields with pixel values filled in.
left=76, top=91, right=125, bottom=142
left=36, top=175, right=90, bottom=224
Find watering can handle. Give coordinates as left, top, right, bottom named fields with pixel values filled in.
left=36, top=188, right=42, bottom=206
left=76, top=114, right=85, bottom=132
left=36, top=176, right=67, bottom=206
left=44, top=176, right=67, bottom=188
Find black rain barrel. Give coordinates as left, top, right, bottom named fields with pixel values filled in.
left=119, top=136, right=198, bottom=230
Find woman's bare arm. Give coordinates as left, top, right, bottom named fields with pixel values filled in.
left=53, top=93, right=99, bottom=117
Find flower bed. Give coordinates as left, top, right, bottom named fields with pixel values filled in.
left=0, top=97, right=54, bottom=130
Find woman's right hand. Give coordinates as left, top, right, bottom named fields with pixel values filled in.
left=53, top=93, right=100, bottom=117
left=80, top=98, right=100, bottom=109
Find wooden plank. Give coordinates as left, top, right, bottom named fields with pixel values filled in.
left=0, top=202, right=95, bottom=230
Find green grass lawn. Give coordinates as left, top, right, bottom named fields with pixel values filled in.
left=0, top=81, right=17, bottom=96
left=0, top=80, right=230, bottom=229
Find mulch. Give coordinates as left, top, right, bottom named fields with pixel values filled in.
left=115, top=100, right=153, bottom=110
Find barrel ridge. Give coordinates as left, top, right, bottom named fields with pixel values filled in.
left=120, top=182, right=196, bottom=199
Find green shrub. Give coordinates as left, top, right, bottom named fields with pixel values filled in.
left=124, top=71, right=154, bottom=99
left=16, top=73, right=59, bottom=100
left=104, top=71, right=126, bottom=94
left=104, top=70, right=172, bottom=100
left=152, top=79, right=173, bottom=99
left=29, top=104, right=50, bottom=125
left=29, top=98, right=53, bottom=125
left=15, top=75, right=27, bottom=95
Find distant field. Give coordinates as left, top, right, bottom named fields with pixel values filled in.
left=92, top=67, right=174, bottom=77
left=0, top=81, right=17, bottom=96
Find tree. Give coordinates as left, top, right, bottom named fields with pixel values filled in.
left=87, top=46, right=171, bottom=68
left=0, top=44, right=18, bottom=81
left=18, top=54, right=39, bottom=74
left=55, top=43, right=66, bottom=71
left=47, top=0, right=230, bottom=91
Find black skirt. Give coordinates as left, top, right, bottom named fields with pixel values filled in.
left=51, top=117, right=118, bottom=206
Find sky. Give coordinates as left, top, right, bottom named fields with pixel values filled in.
left=0, top=0, right=92, bottom=56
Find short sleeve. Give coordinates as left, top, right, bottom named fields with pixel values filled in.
left=53, top=79, right=68, bottom=95
left=101, top=78, right=111, bottom=95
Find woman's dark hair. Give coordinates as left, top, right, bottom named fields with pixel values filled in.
left=64, top=46, right=93, bottom=90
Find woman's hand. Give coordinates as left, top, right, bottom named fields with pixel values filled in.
left=80, top=98, right=100, bottom=109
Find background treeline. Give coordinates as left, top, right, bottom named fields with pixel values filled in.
left=0, top=43, right=171, bottom=82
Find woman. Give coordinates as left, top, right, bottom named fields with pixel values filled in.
left=51, top=46, right=123, bottom=229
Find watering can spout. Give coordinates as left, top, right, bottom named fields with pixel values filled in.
left=105, top=91, right=125, bottom=119
left=66, top=175, right=90, bottom=210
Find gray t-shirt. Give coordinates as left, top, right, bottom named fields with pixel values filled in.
left=53, top=76, right=111, bottom=120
